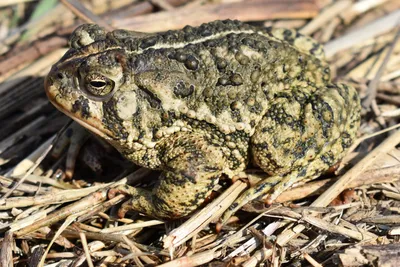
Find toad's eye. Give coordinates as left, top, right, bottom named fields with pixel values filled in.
left=84, top=73, right=115, bottom=97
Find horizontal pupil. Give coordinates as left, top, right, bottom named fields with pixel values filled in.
left=90, top=80, right=106, bottom=88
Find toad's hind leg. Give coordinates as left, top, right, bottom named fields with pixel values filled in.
left=110, top=133, right=226, bottom=219
left=220, top=83, right=360, bottom=223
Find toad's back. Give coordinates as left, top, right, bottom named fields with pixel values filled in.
left=61, top=20, right=330, bottom=139
left=115, top=21, right=330, bottom=135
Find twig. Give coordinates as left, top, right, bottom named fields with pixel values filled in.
left=158, top=249, right=222, bottom=267
left=13, top=186, right=116, bottom=237
left=0, top=135, right=55, bottom=200
left=275, top=164, right=400, bottom=203
left=0, top=231, right=13, bottom=267
left=60, top=0, right=113, bottom=30
left=302, top=214, right=377, bottom=241
left=303, top=252, right=323, bottom=267
left=79, top=231, right=94, bottom=267
left=300, top=0, right=352, bottom=35
left=314, top=130, right=400, bottom=207
left=362, top=26, right=400, bottom=109
left=100, top=220, right=164, bottom=234
left=324, top=9, right=400, bottom=58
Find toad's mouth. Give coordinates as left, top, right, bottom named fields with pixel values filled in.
left=45, top=76, right=113, bottom=142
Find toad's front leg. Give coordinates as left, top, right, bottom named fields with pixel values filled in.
left=109, top=133, right=226, bottom=219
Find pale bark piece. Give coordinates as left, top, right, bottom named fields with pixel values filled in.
left=113, top=0, right=319, bottom=32
left=337, top=244, right=400, bottom=267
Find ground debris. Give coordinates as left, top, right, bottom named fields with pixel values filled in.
left=1, top=0, right=400, bottom=266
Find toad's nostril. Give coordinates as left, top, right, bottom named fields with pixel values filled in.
left=57, top=72, right=64, bottom=79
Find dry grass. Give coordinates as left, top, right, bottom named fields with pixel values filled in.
left=1, top=0, right=400, bottom=266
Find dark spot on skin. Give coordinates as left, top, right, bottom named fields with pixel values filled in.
left=248, top=102, right=263, bottom=114
left=140, top=36, right=157, bottom=49
left=321, top=152, right=334, bottom=165
left=160, top=31, right=174, bottom=42
left=311, top=97, right=334, bottom=138
left=292, top=140, right=310, bottom=159
left=216, top=58, right=227, bottom=69
left=341, top=132, right=352, bottom=149
left=153, top=195, right=175, bottom=215
left=189, top=191, right=208, bottom=206
left=199, top=25, right=212, bottom=37
left=283, top=29, right=295, bottom=44
left=71, top=96, right=90, bottom=119
left=102, top=99, right=128, bottom=139
left=138, top=131, right=145, bottom=140
left=298, top=168, right=307, bottom=177
left=174, top=81, right=194, bottom=98
left=241, top=37, right=255, bottom=46
left=204, top=39, right=217, bottom=47
left=168, top=52, right=176, bottom=59
left=254, top=180, right=277, bottom=194
left=256, top=142, right=269, bottom=149
left=137, top=85, right=162, bottom=109
left=184, top=33, right=195, bottom=42
left=184, top=55, right=199, bottom=70
left=310, top=43, right=321, bottom=55
left=341, top=84, right=350, bottom=99
left=141, top=153, right=150, bottom=163
left=283, top=29, right=291, bottom=37
left=352, top=93, right=358, bottom=102
left=202, top=165, right=221, bottom=172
